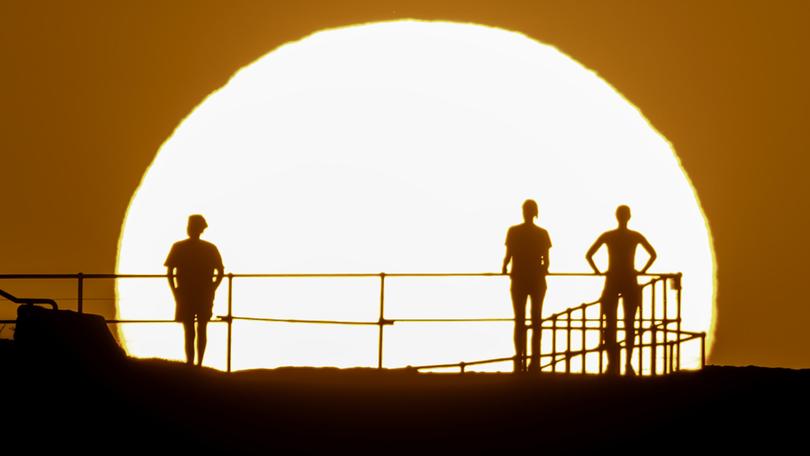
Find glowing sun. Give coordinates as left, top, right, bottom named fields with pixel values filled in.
left=117, top=21, right=714, bottom=372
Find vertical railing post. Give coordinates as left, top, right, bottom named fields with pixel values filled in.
left=670, top=272, right=683, bottom=370
left=638, top=292, right=643, bottom=376
left=523, top=320, right=529, bottom=372
left=650, top=279, right=652, bottom=375
left=581, top=305, right=587, bottom=374
left=565, top=309, right=572, bottom=374
left=700, top=333, right=706, bottom=369
left=77, top=272, right=84, bottom=314
left=598, top=312, right=605, bottom=375
left=551, top=316, right=557, bottom=373
left=377, top=272, right=386, bottom=370
left=663, top=277, right=669, bottom=375
left=227, top=273, right=233, bottom=373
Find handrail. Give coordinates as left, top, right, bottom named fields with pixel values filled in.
left=412, top=330, right=705, bottom=373
left=0, top=270, right=693, bottom=375
left=412, top=274, right=693, bottom=374
left=228, top=316, right=383, bottom=326
left=543, top=278, right=660, bottom=321
left=0, top=272, right=678, bottom=279
left=408, top=356, right=517, bottom=371
left=0, top=288, right=58, bottom=309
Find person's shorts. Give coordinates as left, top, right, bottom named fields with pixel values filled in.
left=174, top=291, right=214, bottom=323
left=600, top=276, right=641, bottom=313
left=510, top=275, right=547, bottom=296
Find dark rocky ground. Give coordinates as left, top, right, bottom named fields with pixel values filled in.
left=1, top=307, right=808, bottom=453
left=1, top=335, right=808, bottom=454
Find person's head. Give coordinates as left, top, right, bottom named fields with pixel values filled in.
left=187, top=214, right=208, bottom=239
left=522, top=199, right=539, bottom=223
left=615, top=205, right=631, bottom=227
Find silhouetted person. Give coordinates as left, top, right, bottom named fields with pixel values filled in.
left=502, top=199, right=551, bottom=373
left=165, top=214, right=224, bottom=366
left=586, top=205, right=656, bottom=376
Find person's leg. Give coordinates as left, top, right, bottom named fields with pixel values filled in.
left=511, top=286, right=528, bottom=373
left=182, top=320, right=195, bottom=365
left=196, top=319, right=208, bottom=367
left=621, top=282, right=642, bottom=375
left=528, top=285, right=546, bottom=372
left=601, top=282, right=619, bottom=375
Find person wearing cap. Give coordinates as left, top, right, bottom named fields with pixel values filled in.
left=586, top=205, right=657, bottom=376
left=502, top=199, right=552, bottom=373
left=165, top=214, right=225, bottom=366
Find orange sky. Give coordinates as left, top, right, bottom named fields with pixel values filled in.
left=1, top=0, right=808, bottom=367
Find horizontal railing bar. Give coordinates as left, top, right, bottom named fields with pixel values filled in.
left=413, top=356, right=517, bottom=370
left=670, top=330, right=705, bottom=337
left=215, top=273, right=383, bottom=278
left=105, top=319, right=227, bottom=324
left=0, top=272, right=679, bottom=280
left=0, top=288, right=59, bottom=309
left=0, top=319, right=226, bottom=324
left=0, top=318, right=683, bottom=326
left=3, top=313, right=679, bottom=328
left=98, top=320, right=692, bottom=342
left=413, top=330, right=702, bottom=371
left=34, top=298, right=114, bottom=301
left=0, top=274, right=94, bottom=279
left=413, top=347, right=599, bottom=370
left=0, top=274, right=164, bottom=279
left=416, top=351, right=586, bottom=371
left=663, top=332, right=704, bottom=341
left=392, top=318, right=515, bottom=323
left=391, top=318, right=680, bottom=325
left=230, top=316, right=380, bottom=326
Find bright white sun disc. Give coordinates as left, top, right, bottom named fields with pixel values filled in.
left=117, top=20, right=715, bottom=372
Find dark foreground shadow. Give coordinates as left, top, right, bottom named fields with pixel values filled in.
left=1, top=302, right=807, bottom=453
left=2, top=333, right=808, bottom=453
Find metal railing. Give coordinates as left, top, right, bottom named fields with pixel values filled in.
left=406, top=274, right=704, bottom=374
left=0, top=272, right=705, bottom=375
left=0, top=287, right=58, bottom=309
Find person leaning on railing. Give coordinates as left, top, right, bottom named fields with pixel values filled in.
left=502, top=199, right=552, bottom=374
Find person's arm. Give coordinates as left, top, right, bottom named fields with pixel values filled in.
left=167, top=266, right=177, bottom=295
left=502, top=244, right=512, bottom=275
left=212, top=248, right=225, bottom=290
left=542, top=232, right=551, bottom=273
left=585, top=235, right=605, bottom=274
left=502, top=229, right=512, bottom=275
left=213, top=265, right=224, bottom=290
left=165, top=245, right=177, bottom=294
left=638, top=235, right=657, bottom=274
